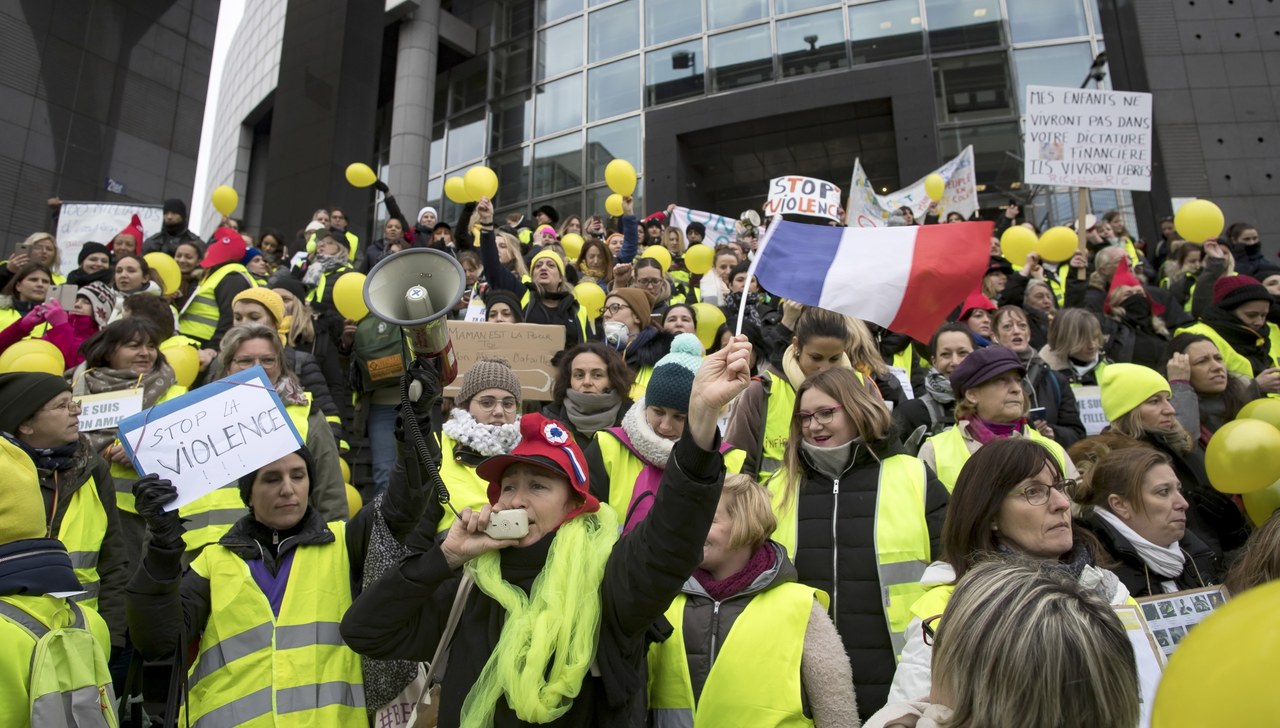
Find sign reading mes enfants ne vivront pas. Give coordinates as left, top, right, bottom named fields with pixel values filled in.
left=1023, top=85, right=1153, bottom=192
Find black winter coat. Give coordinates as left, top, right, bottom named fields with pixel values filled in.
left=788, top=439, right=948, bottom=715
left=1081, top=511, right=1221, bottom=598
left=284, top=347, right=345, bottom=444
left=1024, top=356, right=1086, bottom=448
left=339, top=429, right=728, bottom=727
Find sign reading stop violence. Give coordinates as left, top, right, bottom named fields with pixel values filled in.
left=763, top=176, right=842, bottom=222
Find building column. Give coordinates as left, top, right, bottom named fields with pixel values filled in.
left=385, top=1, right=440, bottom=216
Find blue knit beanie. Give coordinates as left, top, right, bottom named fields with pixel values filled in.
left=645, top=333, right=703, bottom=413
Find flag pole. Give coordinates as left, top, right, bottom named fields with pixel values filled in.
left=737, top=215, right=782, bottom=336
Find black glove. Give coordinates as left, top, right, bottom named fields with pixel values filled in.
left=374, top=179, right=390, bottom=194
left=132, top=475, right=184, bottom=549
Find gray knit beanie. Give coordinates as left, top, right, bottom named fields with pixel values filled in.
left=458, top=357, right=522, bottom=407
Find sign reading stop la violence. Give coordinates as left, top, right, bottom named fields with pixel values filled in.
left=443, top=322, right=566, bottom=402
left=763, top=176, right=842, bottom=222
left=1023, top=85, right=1154, bottom=192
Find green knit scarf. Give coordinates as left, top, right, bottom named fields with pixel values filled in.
left=460, top=504, right=620, bottom=726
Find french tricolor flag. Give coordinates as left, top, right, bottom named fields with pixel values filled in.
left=752, top=220, right=994, bottom=343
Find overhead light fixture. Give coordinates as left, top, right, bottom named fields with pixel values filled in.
left=976, top=184, right=987, bottom=192
left=1010, top=181, right=1023, bottom=189
left=973, top=7, right=987, bottom=17
left=881, top=186, right=889, bottom=192
left=910, top=16, right=921, bottom=25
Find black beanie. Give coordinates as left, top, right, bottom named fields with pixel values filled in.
left=163, top=198, right=188, bottom=219
left=77, top=241, right=111, bottom=266
left=270, top=275, right=307, bottom=302
left=0, top=373, right=72, bottom=435
left=238, top=446, right=318, bottom=507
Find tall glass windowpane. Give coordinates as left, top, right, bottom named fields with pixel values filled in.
left=708, top=0, right=768, bottom=30
left=933, top=53, right=1013, bottom=123
left=533, top=132, right=584, bottom=198
left=1013, top=43, right=1094, bottom=111
left=494, top=38, right=533, bottom=94
left=778, top=11, right=848, bottom=78
left=646, top=0, right=701, bottom=45
left=492, top=93, right=533, bottom=151
left=646, top=40, right=704, bottom=106
left=450, top=57, right=488, bottom=112
left=924, top=0, right=1004, bottom=53
left=587, top=182, right=642, bottom=220
left=586, top=116, right=641, bottom=181
left=1006, top=0, right=1088, bottom=43
left=493, top=147, right=532, bottom=203
left=496, top=0, right=534, bottom=42
left=541, top=0, right=582, bottom=25
left=708, top=24, right=773, bottom=92
left=849, top=0, right=923, bottom=65
left=588, top=0, right=639, bottom=63
left=778, top=0, right=839, bottom=12
left=445, top=110, right=485, bottom=168
left=538, top=17, right=583, bottom=80
left=535, top=73, right=583, bottom=137
left=588, top=56, right=641, bottom=122
left=428, top=125, right=444, bottom=177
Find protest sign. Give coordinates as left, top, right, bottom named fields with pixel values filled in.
left=847, top=147, right=978, bottom=227
left=669, top=206, right=737, bottom=248
left=54, top=202, right=164, bottom=275
left=763, top=176, right=842, bottom=222
left=443, top=322, right=566, bottom=401
left=1114, top=604, right=1165, bottom=728
left=117, top=366, right=304, bottom=511
left=77, top=390, right=144, bottom=432
left=1023, top=85, right=1153, bottom=192
left=1073, top=385, right=1107, bottom=435
left=1137, top=585, right=1229, bottom=659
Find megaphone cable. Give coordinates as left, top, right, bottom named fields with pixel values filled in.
left=399, top=362, right=460, bottom=519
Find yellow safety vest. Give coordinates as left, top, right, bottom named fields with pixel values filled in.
left=109, top=385, right=189, bottom=515
left=648, top=583, right=825, bottom=728
left=55, top=476, right=108, bottom=612
left=629, top=366, right=654, bottom=401
left=755, top=373, right=797, bottom=483
left=518, top=286, right=590, bottom=342
left=927, top=425, right=1067, bottom=491
left=769, top=454, right=931, bottom=655
left=183, top=521, right=364, bottom=726
left=181, top=397, right=310, bottom=554
left=433, top=432, right=494, bottom=533
left=1174, top=322, right=1270, bottom=380
left=594, top=431, right=746, bottom=515
left=179, top=263, right=255, bottom=342
left=0, top=308, right=50, bottom=339
left=908, top=581, right=955, bottom=624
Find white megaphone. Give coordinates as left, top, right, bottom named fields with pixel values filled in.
left=363, top=248, right=467, bottom=385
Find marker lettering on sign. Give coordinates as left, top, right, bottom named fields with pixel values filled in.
left=155, top=408, right=287, bottom=475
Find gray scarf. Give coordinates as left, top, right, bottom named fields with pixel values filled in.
left=303, top=254, right=346, bottom=286
left=923, top=369, right=955, bottom=404
left=801, top=439, right=854, bottom=479
left=562, top=389, right=622, bottom=437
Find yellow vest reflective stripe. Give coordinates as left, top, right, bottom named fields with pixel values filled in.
left=56, top=475, right=108, bottom=610
left=181, top=398, right=311, bottom=554
left=928, top=426, right=1067, bottom=492
left=757, top=374, right=797, bottom=482
left=183, top=521, right=364, bottom=726
left=1174, top=322, right=1263, bottom=380
left=434, top=433, right=494, bottom=533
left=648, top=583, right=822, bottom=728
left=768, top=454, right=930, bottom=656
left=110, top=385, right=190, bottom=515
left=179, top=264, right=254, bottom=341
left=596, top=431, right=747, bottom=514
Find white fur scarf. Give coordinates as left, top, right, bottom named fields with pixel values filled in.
left=442, top=409, right=522, bottom=457
left=620, top=398, right=674, bottom=468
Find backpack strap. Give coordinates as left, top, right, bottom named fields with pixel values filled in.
left=0, top=600, right=47, bottom=639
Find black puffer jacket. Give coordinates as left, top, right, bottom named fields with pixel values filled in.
left=284, top=347, right=345, bottom=444
left=1081, top=511, right=1221, bottom=598
left=788, top=438, right=948, bottom=715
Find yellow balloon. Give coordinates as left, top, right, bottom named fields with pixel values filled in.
left=1205, top=419, right=1280, bottom=494
left=561, top=233, right=584, bottom=261
left=691, top=303, right=727, bottom=351
left=345, top=162, right=377, bottom=188
left=684, top=244, right=714, bottom=275
left=211, top=185, right=239, bottom=216
left=1036, top=226, right=1079, bottom=263
left=339, top=458, right=351, bottom=483
left=160, top=342, right=199, bottom=388
left=1243, top=480, right=1280, bottom=527
left=1000, top=225, right=1037, bottom=266
left=464, top=166, right=499, bottom=201
left=1152, top=580, right=1280, bottom=727
left=1174, top=199, right=1224, bottom=243
left=924, top=173, right=945, bottom=202
left=333, top=272, right=369, bottom=322
left=605, top=194, right=625, bottom=217
left=444, top=176, right=470, bottom=204
left=605, top=159, right=637, bottom=196
left=346, top=484, right=363, bottom=519
left=640, top=245, right=672, bottom=274
left=1238, top=398, right=1280, bottom=432
left=574, top=281, right=606, bottom=318
left=0, top=339, right=64, bottom=376
left=144, top=252, right=181, bottom=295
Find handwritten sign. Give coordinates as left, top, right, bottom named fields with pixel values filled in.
left=1024, top=85, right=1153, bottom=192
left=77, top=390, right=144, bottom=432
left=763, top=176, right=842, bottom=222
left=847, top=147, right=978, bottom=227
left=669, top=206, right=737, bottom=248
left=443, top=322, right=566, bottom=402
left=117, top=366, right=304, bottom=511
left=1074, top=385, right=1107, bottom=435
left=54, top=202, right=165, bottom=275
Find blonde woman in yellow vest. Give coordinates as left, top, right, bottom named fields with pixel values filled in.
left=178, top=226, right=256, bottom=370
left=0, top=373, right=129, bottom=655
left=765, top=366, right=948, bottom=716
left=648, top=475, right=858, bottom=727
left=918, top=346, right=1075, bottom=491
left=888, top=438, right=1132, bottom=704
left=178, top=324, right=347, bottom=558
left=127, top=446, right=388, bottom=726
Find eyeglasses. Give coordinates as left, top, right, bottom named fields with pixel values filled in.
left=1009, top=479, right=1078, bottom=506
left=41, top=399, right=83, bottom=415
left=603, top=303, right=632, bottom=316
left=474, top=396, right=518, bottom=412
left=796, top=405, right=843, bottom=427
left=922, top=614, right=943, bottom=646
left=233, top=356, right=279, bottom=368
left=636, top=277, right=663, bottom=288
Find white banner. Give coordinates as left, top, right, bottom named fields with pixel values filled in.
left=1074, top=385, right=1107, bottom=436
left=846, top=147, right=978, bottom=228
left=54, top=202, right=164, bottom=275
left=77, top=390, right=144, bottom=432
left=1023, top=85, right=1153, bottom=192
left=763, top=176, right=842, bottom=222
left=669, top=206, right=737, bottom=249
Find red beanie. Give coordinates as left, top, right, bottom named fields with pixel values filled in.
left=1213, top=274, right=1270, bottom=310
left=202, top=227, right=247, bottom=269
left=117, top=214, right=144, bottom=255
left=957, top=287, right=996, bottom=321
left=1104, top=257, right=1164, bottom=316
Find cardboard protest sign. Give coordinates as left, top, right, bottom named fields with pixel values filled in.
left=669, top=206, right=737, bottom=248
left=1073, top=385, right=1107, bottom=435
left=1023, top=85, right=1153, bottom=191
left=763, top=176, right=842, bottom=222
left=847, top=147, right=978, bottom=227
left=117, top=366, right=305, bottom=511
left=54, top=202, right=164, bottom=275
left=443, top=322, right=566, bottom=401
left=77, top=390, right=144, bottom=432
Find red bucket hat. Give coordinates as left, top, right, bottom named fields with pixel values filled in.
left=476, top=413, right=598, bottom=522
